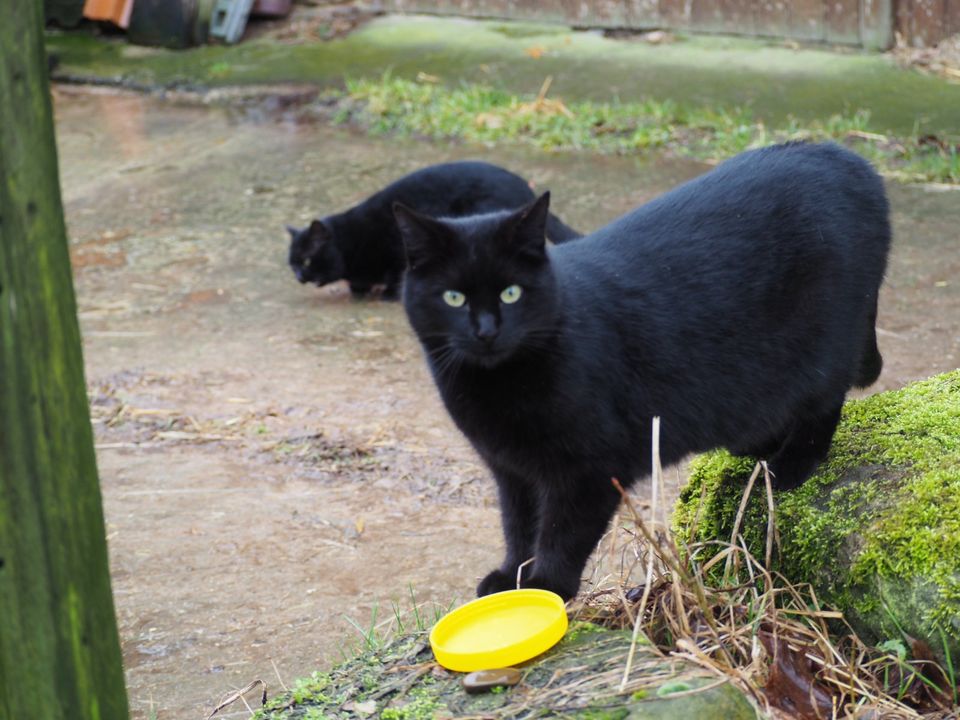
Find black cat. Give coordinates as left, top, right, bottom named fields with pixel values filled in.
left=287, top=161, right=581, bottom=299
left=395, top=142, right=890, bottom=600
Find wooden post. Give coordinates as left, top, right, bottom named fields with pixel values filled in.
left=860, top=0, right=894, bottom=50
left=0, top=2, right=130, bottom=719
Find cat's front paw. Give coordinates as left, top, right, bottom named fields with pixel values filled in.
left=477, top=569, right=516, bottom=597
left=519, top=573, right=579, bottom=601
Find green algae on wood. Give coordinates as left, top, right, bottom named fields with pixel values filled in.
left=673, top=371, right=960, bottom=664
left=0, top=2, right=129, bottom=717
left=255, top=623, right=758, bottom=719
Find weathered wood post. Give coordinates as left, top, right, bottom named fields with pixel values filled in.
left=0, top=2, right=130, bottom=718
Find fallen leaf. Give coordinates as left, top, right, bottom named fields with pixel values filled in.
left=758, top=630, right=834, bottom=720
left=475, top=112, right=504, bottom=129
left=643, top=30, right=674, bottom=44
left=903, top=636, right=954, bottom=708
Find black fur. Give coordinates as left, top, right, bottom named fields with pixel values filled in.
left=395, top=142, right=890, bottom=600
left=287, top=161, right=581, bottom=298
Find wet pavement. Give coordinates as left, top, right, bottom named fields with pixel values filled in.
left=54, top=87, right=959, bottom=718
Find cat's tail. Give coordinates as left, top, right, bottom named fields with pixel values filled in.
left=854, top=298, right=883, bottom=388
left=546, top=212, right=583, bottom=244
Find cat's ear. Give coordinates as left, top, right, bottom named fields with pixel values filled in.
left=304, top=219, right=331, bottom=254
left=308, top=219, right=330, bottom=242
left=393, top=202, right=452, bottom=270
left=286, top=225, right=300, bottom=239
left=508, top=192, right=550, bottom=261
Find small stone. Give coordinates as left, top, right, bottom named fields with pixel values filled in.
left=353, top=699, right=377, bottom=715
left=461, top=668, right=522, bottom=694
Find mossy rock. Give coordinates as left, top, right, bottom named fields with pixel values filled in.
left=256, top=623, right=758, bottom=719
left=674, top=370, right=960, bottom=663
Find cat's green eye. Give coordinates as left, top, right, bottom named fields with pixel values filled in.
left=443, top=290, right=466, bottom=308
left=500, top=285, right=523, bottom=304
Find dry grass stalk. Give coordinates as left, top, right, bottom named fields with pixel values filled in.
left=724, top=460, right=763, bottom=581
left=619, top=416, right=663, bottom=691
left=206, top=679, right=266, bottom=719
left=761, top=461, right=779, bottom=570
left=270, top=659, right=289, bottom=693
left=514, top=75, right=575, bottom=119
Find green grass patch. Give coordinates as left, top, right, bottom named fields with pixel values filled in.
left=342, top=75, right=960, bottom=184
left=339, top=586, right=458, bottom=660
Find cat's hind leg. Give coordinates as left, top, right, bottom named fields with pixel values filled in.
left=729, top=436, right=787, bottom=459
left=854, top=299, right=883, bottom=388
left=349, top=282, right=372, bottom=298
left=766, top=401, right=843, bottom=491
left=477, top=471, right=540, bottom=597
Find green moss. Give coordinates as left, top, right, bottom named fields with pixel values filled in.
left=656, top=681, right=694, bottom=696
left=487, top=21, right=574, bottom=38
left=564, top=620, right=609, bottom=642
left=272, top=671, right=332, bottom=707
left=256, top=628, right=757, bottom=719
left=675, top=371, right=960, bottom=661
left=380, top=683, right=443, bottom=719
left=577, top=709, right=630, bottom=719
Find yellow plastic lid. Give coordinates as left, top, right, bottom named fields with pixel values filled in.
left=429, top=589, right=568, bottom=672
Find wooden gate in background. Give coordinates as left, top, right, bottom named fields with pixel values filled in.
left=387, top=0, right=960, bottom=49
left=897, top=0, right=960, bottom=46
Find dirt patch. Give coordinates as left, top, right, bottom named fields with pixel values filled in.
left=54, top=89, right=960, bottom=718
left=71, top=230, right=132, bottom=268
left=72, top=245, right=128, bottom=268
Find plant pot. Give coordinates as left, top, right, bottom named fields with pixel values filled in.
left=127, top=0, right=199, bottom=48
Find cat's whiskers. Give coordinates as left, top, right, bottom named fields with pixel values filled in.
left=428, top=343, right=466, bottom=379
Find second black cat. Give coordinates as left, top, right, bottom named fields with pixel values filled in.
left=287, top=161, right=581, bottom=298
left=396, top=142, right=890, bottom=600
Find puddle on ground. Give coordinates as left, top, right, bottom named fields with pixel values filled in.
left=54, top=87, right=958, bottom=718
